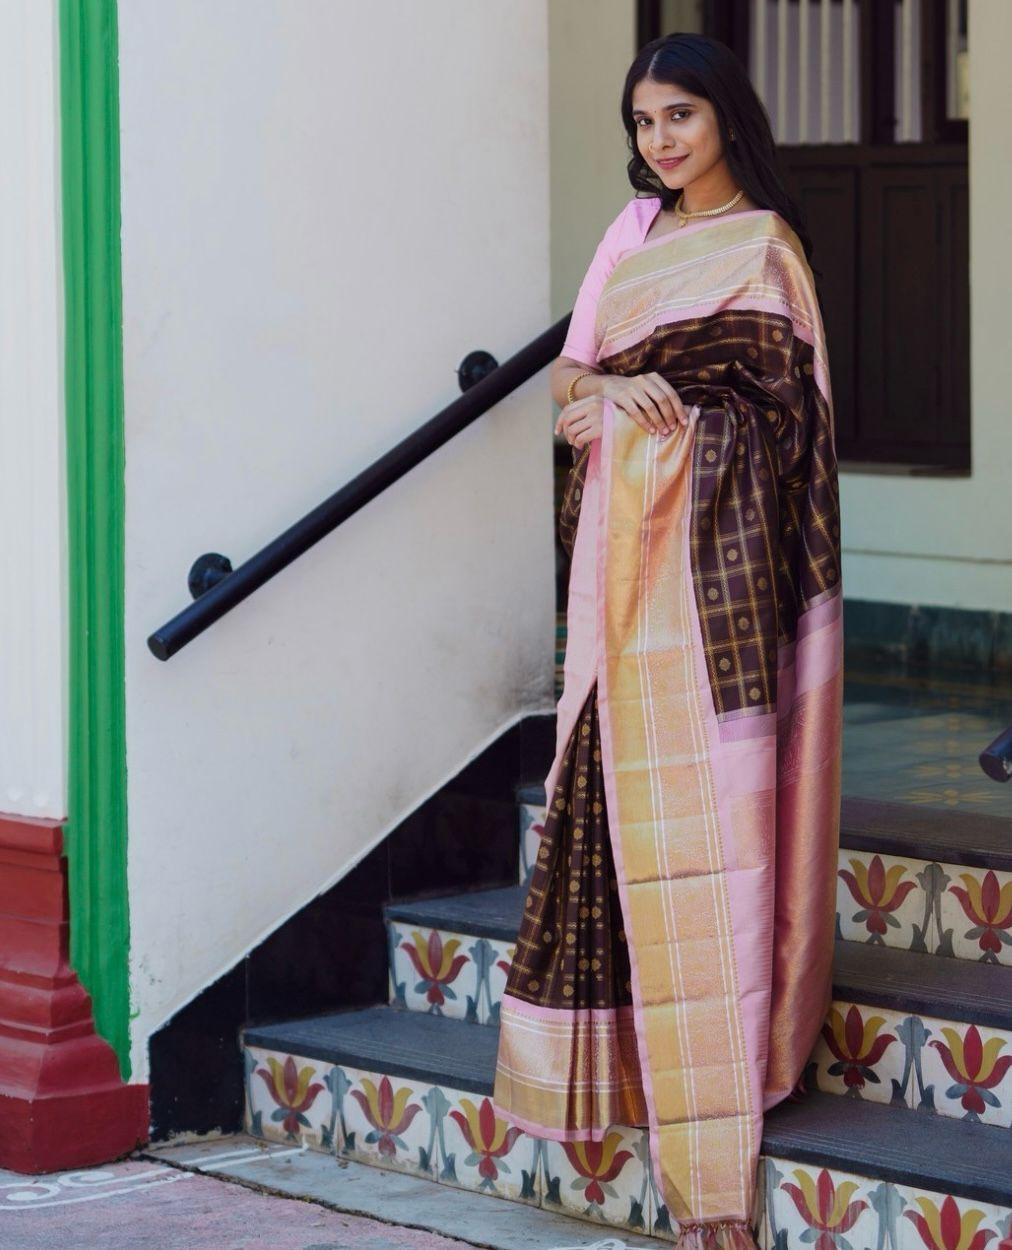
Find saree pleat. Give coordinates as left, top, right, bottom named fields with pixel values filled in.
left=493, top=209, right=842, bottom=1250
left=494, top=448, right=648, bottom=1138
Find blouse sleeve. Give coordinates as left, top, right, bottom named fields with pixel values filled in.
left=559, top=200, right=633, bottom=368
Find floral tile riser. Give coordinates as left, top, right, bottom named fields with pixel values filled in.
left=763, top=1157, right=1012, bottom=1250
left=836, top=849, right=1012, bottom=966
left=243, top=1046, right=333, bottom=1150
left=387, top=920, right=514, bottom=1026
left=808, top=1001, right=1012, bottom=1126
left=518, top=801, right=544, bottom=886
left=243, top=1047, right=1012, bottom=1250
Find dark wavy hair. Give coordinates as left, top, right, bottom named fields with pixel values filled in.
left=621, top=33, right=821, bottom=284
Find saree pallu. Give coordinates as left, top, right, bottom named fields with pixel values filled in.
left=492, top=210, right=843, bottom=1250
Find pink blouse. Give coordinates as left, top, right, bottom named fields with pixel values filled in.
left=560, top=196, right=664, bottom=368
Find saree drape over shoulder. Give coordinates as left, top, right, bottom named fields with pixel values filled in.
left=492, top=209, right=843, bottom=1249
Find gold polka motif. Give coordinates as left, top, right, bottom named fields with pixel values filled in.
left=738, top=615, right=750, bottom=630
left=719, top=656, right=731, bottom=671
left=772, top=328, right=784, bottom=341
left=705, top=449, right=717, bottom=463
left=757, top=576, right=767, bottom=590
left=502, top=682, right=634, bottom=1027
left=726, top=547, right=738, bottom=561
left=707, top=586, right=718, bottom=601
left=749, top=686, right=761, bottom=700
left=745, top=507, right=755, bottom=521
left=747, top=345, right=758, bottom=358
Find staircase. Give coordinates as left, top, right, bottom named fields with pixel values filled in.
left=236, top=771, right=1012, bottom=1246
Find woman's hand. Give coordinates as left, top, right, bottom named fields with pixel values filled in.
left=554, top=395, right=603, bottom=449
left=600, top=372, right=689, bottom=435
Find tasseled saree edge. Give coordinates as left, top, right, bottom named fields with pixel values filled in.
left=674, top=1217, right=759, bottom=1249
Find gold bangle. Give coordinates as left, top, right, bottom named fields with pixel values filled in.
left=566, top=370, right=594, bottom=406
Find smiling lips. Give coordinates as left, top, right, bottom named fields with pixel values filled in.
left=657, top=155, right=687, bottom=168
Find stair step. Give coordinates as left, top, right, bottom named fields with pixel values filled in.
left=246, top=1004, right=498, bottom=1096
left=833, top=934, right=1012, bottom=1030
left=517, top=782, right=1012, bottom=875
left=513, top=785, right=1012, bottom=967
left=760, top=1087, right=1012, bottom=1208
left=386, top=886, right=523, bottom=943
left=243, top=1005, right=1012, bottom=1210
left=840, top=796, right=1012, bottom=874
left=386, top=885, right=1012, bottom=1030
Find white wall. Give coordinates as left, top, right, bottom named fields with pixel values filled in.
left=119, top=1, right=554, bottom=1078
left=838, top=0, right=1012, bottom=613
left=549, top=0, right=637, bottom=338
left=0, top=0, right=67, bottom=820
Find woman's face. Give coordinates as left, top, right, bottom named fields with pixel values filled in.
left=631, top=77, right=728, bottom=194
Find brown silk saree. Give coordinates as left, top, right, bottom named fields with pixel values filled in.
left=493, top=210, right=843, bottom=1249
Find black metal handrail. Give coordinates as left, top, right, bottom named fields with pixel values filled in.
left=147, top=316, right=570, bottom=660
left=980, top=726, right=1012, bottom=783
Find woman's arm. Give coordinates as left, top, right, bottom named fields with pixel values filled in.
left=550, top=356, right=608, bottom=410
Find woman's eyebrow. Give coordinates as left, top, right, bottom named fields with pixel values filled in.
left=632, top=101, right=695, bottom=115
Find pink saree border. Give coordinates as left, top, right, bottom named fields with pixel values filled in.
left=496, top=992, right=638, bottom=1025
left=594, top=396, right=669, bottom=1204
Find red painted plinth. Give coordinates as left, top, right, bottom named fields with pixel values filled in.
left=0, top=812, right=149, bottom=1172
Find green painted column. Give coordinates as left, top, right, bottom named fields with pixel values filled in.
left=59, top=0, right=131, bottom=1077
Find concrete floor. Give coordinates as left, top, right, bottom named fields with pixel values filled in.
left=0, top=1140, right=658, bottom=1250
left=0, top=1155, right=479, bottom=1250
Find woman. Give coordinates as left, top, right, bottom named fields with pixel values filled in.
left=492, top=33, right=843, bottom=1250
